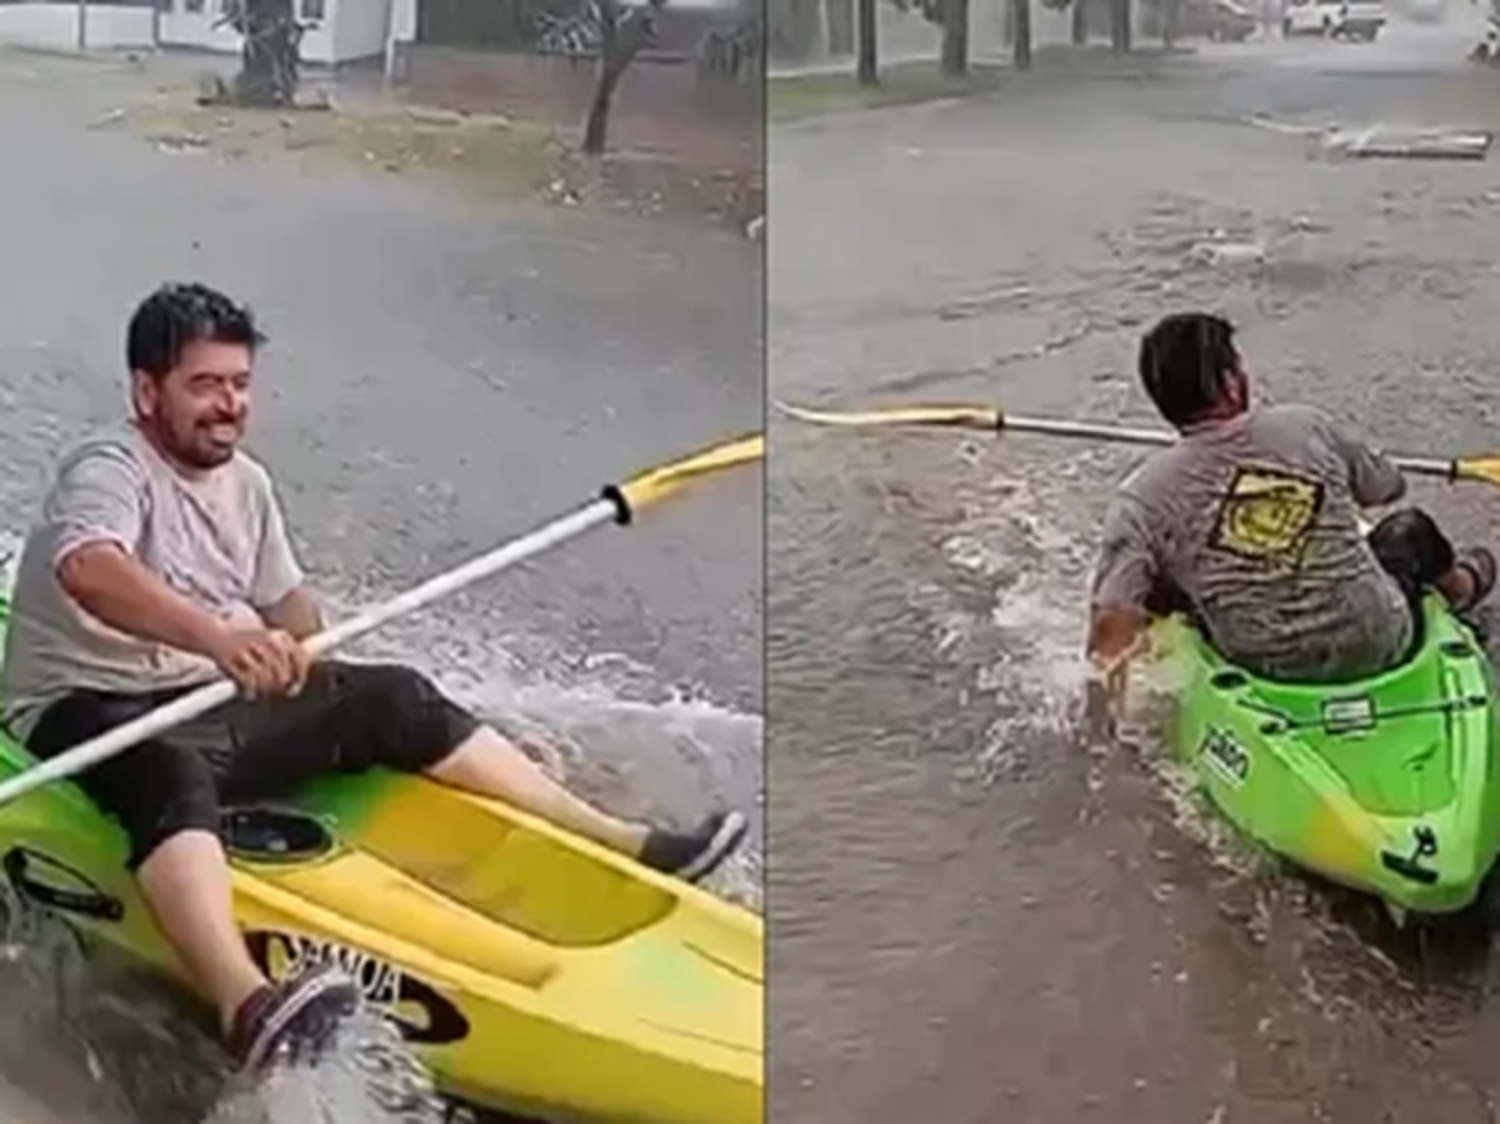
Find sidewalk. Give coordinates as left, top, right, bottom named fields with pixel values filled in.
left=769, top=48, right=1014, bottom=78
left=768, top=43, right=1207, bottom=121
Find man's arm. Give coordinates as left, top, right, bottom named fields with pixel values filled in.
left=1084, top=495, right=1158, bottom=739
left=1318, top=410, right=1405, bottom=508
left=259, top=587, right=323, bottom=640
left=1087, top=604, right=1148, bottom=671
left=49, top=449, right=231, bottom=659
left=59, top=542, right=233, bottom=658
left=248, top=470, right=320, bottom=641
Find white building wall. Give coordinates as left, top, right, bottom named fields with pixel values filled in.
left=0, top=3, right=156, bottom=51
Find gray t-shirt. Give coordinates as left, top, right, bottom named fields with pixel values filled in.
left=1, top=422, right=305, bottom=738
left=1090, top=403, right=1412, bottom=683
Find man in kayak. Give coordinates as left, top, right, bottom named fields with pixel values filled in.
left=0, top=282, right=748, bottom=1069
left=1086, top=310, right=1496, bottom=731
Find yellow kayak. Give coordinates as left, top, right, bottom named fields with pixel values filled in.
left=0, top=615, right=762, bottom=1124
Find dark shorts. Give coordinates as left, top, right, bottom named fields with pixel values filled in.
left=25, top=661, right=480, bottom=870
left=1364, top=507, right=1457, bottom=606
left=1145, top=505, right=1457, bottom=618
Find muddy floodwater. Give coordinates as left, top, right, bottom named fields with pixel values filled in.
left=770, top=17, right=1500, bottom=1124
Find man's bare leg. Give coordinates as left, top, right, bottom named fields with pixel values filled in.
left=426, top=726, right=648, bottom=856
left=1437, top=568, right=1476, bottom=606
left=425, top=725, right=749, bottom=881
left=135, top=830, right=268, bottom=1035
left=1437, top=546, right=1497, bottom=611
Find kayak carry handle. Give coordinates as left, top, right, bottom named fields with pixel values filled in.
left=3, top=847, right=125, bottom=922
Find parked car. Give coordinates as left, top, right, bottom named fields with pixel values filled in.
left=1283, top=0, right=1387, bottom=39
left=1191, top=0, right=1260, bottom=39
left=1144, top=0, right=1259, bottom=40
left=1397, top=0, right=1444, bottom=22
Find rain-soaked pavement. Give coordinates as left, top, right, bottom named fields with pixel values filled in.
left=0, top=46, right=761, bottom=1123
left=770, top=13, right=1500, bottom=1124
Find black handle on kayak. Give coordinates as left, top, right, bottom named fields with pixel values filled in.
left=3, top=847, right=125, bottom=923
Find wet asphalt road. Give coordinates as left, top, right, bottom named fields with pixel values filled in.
left=770, top=16, right=1500, bottom=1124
left=0, top=48, right=761, bottom=1122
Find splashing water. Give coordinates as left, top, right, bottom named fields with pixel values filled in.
left=201, top=1013, right=447, bottom=1124
left=0, top=879, right=447, bottom=1124
left=936, top=470, right=1098, bottom=785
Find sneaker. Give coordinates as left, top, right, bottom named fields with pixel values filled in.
left=640, top=811, right=748, bottom=884
left=228, top=963, right=363, bottom=1071
left=1456, top=546, right=1498, bottom=612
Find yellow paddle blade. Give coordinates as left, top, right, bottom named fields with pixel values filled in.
left=1452, top=456, right=1500, bottom=489
left=775, top=400, right=1003, bottom=431
left=615, top=433, right=764, bottom=515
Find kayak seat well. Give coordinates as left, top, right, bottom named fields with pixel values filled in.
left=222, top=805, right=336, bottom=864
left=299, top=770, right=679, bottom=949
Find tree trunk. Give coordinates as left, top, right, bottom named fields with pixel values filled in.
left=234, top=0, right=299, bottom=107
left=582, top=0, right=658, bottom=155
left=856, top=0, right=878, bottom=83
left=940, top=0, right=967, bottom=74
left=1110, top=0, right=1131, bottom=50
left=1071, top=0, right=1088, bottom=43
left=826, top=0, right=854, bottom=54
left=1012, top=0, right=1031, bottom=67
left=769, top=0, right=820, bottom=61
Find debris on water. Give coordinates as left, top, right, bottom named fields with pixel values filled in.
left=1206, top=1106, right=1227, bottom=1124
left=154, top=131, right=211, bottom=155
left=1242, top=113, right=1325, bottom=137
left=1245, top=112, right=1492, bottom=159
left=745, top=215, right=764, bottom=241
left=405, top=106, right=467, bottom=128
left=1317, top=125, right=1492, bottom=161
left=1189, top=240, right=1266, bottom=268
left=88, top=107, right=127, bottom=130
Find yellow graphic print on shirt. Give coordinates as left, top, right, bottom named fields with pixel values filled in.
left=1209, top=464, right=1325, bottom=567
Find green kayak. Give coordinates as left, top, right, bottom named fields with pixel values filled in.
left=1158, top=592, right=1500, bottom=918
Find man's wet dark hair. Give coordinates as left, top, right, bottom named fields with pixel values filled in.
left=126, top=282, right=265, bottom=377
left=1137, top=312, right=1239, bottom=428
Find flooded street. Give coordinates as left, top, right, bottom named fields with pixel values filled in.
left=769, top=16, right=1500, bottom=1123
left=0, top=46, right=761, bottom=1123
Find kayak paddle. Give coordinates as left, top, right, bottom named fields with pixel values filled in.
left=0, top=432, right=764, bottom=809
left=774, top=399, right=1500, bottom=488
